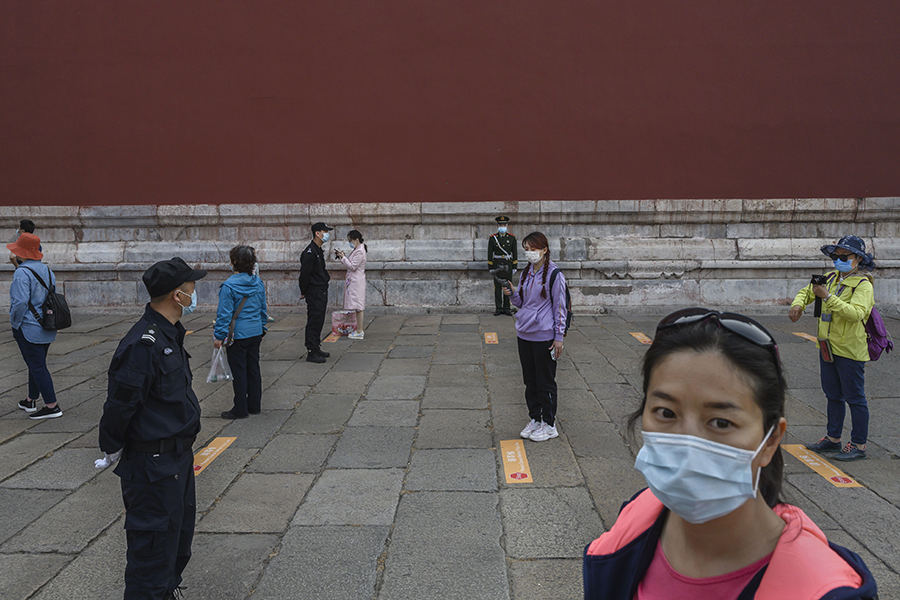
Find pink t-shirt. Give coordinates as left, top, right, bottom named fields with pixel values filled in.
left=636, top=541, right=772, bottom=600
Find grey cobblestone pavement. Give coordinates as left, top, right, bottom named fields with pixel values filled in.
left=1, top=308, right=899, bottom=599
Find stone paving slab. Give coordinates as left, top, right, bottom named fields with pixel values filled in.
left=326, top=426, right=416, bottom=469
left=0, top=488, right=68, bottom=545
left=501, top=487, right=605, bottom=559
left=508, top=558, right=584, bottom=600
left=1, top=448, right=101, bottom=490
left=195, top=447, right=258, bottom=513
left=405, top=449, right=498, bottom=492
left=252, top=526, right=390, bottom=600
left=0, top=553, right=73, bottom=600
left=348, top=400, right=420, bottom=427
left=197, top=473, right=314, bottom=534
left=387, top=345, right=433, bottom=359
left=181, top=533, right=280, bottom=600
left=331, top=352, right=387, bottom=371
left=421, top=386, right=488, bottom=409
left=282, top=393, right=358, bottom=434
left=313, top=369, right=374, bottom=395
left=292, top=468, right=405, bottom=526
left=379, top=492, right=509, bottom=600
left=428, top=363, right=484, bottom=386
left=247, top=433, right=338, bottom=474
left=376, top=357, right=431, bottom=375
left=219, top=410, right=292, bottom=449
left=415, top=409, right=492, bottom=449
left=1, top=471, right=122, bottom=554
left=0, top=432, right=79, bottom=482
left=365, top=374, right=427, bottom=399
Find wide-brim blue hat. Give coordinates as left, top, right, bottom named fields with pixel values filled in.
left=820, top=235, right=876, bottom=271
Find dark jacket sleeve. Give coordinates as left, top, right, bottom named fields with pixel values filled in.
left=298, top=247, right=313, bottom=295
left=487, top=236, right=496, bottom=267
left=511, top=236, right=518, bottom=270
left=98, top=342, right=152, bottom=453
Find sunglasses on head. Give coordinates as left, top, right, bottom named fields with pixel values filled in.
left=829, top=252, right=856, bottom=261
left=656, top=308, right=783, bottom=381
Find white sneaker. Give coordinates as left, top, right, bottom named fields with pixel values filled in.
left=348, top=331, right=364, bottom=340
left=529, top=422, right=558, bottom=442
left=520, top=419, right=540, bottom=438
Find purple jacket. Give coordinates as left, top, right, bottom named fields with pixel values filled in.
left=511, top=260, right=567, bottom=342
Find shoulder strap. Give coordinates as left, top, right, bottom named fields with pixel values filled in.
left=19, top=266, right=51, bottom=323
left=228, top=296, right=250, bottom=341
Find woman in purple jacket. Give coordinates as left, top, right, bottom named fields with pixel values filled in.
left=505, top=232, right=568, bottom=442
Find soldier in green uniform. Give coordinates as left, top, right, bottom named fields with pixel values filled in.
left=487, top=215, right=518, bottom=316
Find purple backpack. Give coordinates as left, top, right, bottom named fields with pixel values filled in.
left=865, top=307, right=893, bottom=361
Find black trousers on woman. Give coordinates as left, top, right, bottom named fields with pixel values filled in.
left=517, top=337, right=558, bottom=427
left=225, top=335, right=263, bottom=417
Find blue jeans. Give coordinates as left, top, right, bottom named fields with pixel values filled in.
left=820, top=354, right=868, bottom=445
left=12, top=327, right=57, bottom=405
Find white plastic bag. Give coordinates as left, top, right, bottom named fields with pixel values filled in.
left=207, top=346, right=234, bottom=383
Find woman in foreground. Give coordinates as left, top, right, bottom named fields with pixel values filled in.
left=583, top=308, right=877, bottom=599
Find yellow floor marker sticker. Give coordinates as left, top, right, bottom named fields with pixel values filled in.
left=630, top=332, right=653, bottom=344
left=323, top=332, right=341, bottom=342
left=782, top=444, right=862, bottom=488
left=193, top=437, right=236, bottom=476
left=500, top=439, right=533, bottom=483
left=792, top=332, right=818, bottom=343
left=485, top=332, right=499, bottom=344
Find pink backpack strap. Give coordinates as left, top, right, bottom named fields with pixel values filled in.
left=755, top=504, right=863, bottom=599
left=586, top=489, right=664, bottom=556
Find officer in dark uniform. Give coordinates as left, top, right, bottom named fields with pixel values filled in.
left=299, top=222, right=332, bottom=363
left=487, top=215, right=518, bottom=315
left=98, top=257, right=206, bottom=600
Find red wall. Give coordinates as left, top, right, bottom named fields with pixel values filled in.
left=2, top=2, right=900, bottom=206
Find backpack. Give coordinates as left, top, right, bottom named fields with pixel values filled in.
left=20, top=266, right=72, bottom=331
left=837, top=275, right=892, bottom=361
left=864, top=307, right=893, bottom=361
left=548, top=268, right=573, bottom=337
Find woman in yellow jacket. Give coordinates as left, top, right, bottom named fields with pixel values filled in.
left=789, top=235, right=875, bottom=461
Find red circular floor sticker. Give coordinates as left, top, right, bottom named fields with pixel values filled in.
left=510, top=472, right=529, bottom=480
left=830, top=476, right=853, bottom=484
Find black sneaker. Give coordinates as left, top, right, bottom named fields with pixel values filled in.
left=29, top=405, right=62, bottom=420
left=306, top=352, right=326, bottom=363
left=18, top=398, right=37, bottom=413
left=806, top=437, right=842, bottom=454
left=316, top=349, right=331, bottom=358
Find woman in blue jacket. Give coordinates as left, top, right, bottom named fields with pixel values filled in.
left=7, top=233, right=62, bottom=420
left=214, top=245, right=268, bottom=419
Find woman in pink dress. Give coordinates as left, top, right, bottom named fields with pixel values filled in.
left=336, top=229, right=367, bottom=339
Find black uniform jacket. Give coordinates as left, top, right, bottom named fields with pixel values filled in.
left=298, top=240, right=330, bottom=295
left=99, top=305, right=201, bottom=454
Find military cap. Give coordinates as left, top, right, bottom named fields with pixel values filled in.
left=495, top=216, right=510, bottom=224
left=142, top=257, right=207, bottom=297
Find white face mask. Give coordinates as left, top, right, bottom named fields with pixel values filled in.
left=321, top=231, right=331, bottom=243
left=175, top=289, right=197, bottom=317
left=634, top=426, right=774, bottom=524
left=524, top=250, right=543, bottom=264
left=498, top=226, right=507, bottom=234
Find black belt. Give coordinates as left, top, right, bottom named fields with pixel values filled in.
left=128, top=435, right=196, bottom=454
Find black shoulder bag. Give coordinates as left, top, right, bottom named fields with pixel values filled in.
left=21, top=266, right=72, bottom=331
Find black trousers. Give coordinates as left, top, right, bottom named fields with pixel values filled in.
left=304, top=285, right=328, bottom=352
left=118, top=447, right=195, bottom=600
left=226, top=335, right=262, bottom=417
left=517, top=336, right=558, bottom=426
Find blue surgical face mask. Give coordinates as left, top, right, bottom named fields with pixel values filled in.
left=834, top=258, right=854, bottom=273
left=498, top=226, right=507, bottom=234
left=634, top=426, right=774, bottom=524
left=321, top=232, right=330, bottom=243
left=176, top=289, right=197, bottom=317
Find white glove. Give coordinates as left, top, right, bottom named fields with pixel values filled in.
left=94, top=449, right=123, bottom=469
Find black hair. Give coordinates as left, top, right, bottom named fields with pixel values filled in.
left=19, top=219, right=35, bottom=233
left=628, top=319, right=785, bottom=507
left=347, top=229, right=368, bottom=252
left=521, top=231, right=550, bottom=299
left=230, top=245, right=257, bottom=275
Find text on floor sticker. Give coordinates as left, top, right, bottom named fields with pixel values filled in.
left=782, top=444, right=863, bottom=488
left=630, top=332, right=653, bottom=344
left=485, top=332, right=499, bottom=344
left=792, top=332, right=818, bottom=343
left=193, top=437, right=237, bottom=475
left=323, top=332, right=341, bottom=342
left=500, top=439, right=533, bottom=483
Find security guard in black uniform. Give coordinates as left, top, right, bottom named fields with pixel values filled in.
left=299, top=222, right=332, bottom=363
left=98, top=257, right=206, bottom=600
left=487, top=215, right=518, bottom=315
